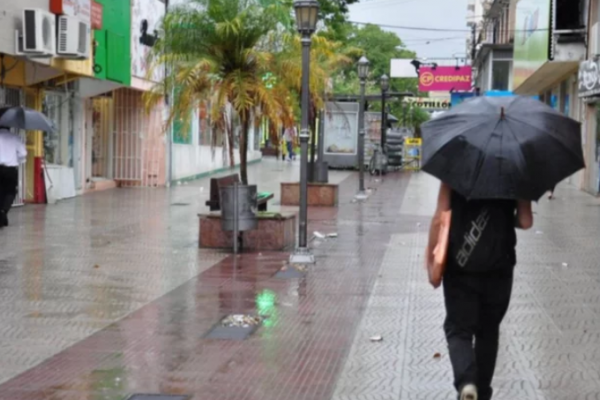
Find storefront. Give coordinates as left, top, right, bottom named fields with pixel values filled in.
left=512, top=0, right=586, bottom=191
left=578, top=59, right=600, bottom=195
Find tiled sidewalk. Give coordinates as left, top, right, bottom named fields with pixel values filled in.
left=2, top=161, right=600, bottom=400
left=0, top=158, right=349, bottom=387
left=0, top=164, right=412, bottom=400
left=332, top=174, right=600, bottom=400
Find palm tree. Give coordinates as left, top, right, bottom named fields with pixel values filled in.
left=274, top=33, right=351, bottom=176
left=146, top=0, right=294, bottom=184
left=400, top=102, right=430, bottom=138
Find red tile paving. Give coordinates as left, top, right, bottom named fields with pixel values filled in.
left=0, top=173, right=412, bottom=400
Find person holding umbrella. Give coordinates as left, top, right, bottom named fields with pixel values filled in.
left=422, top=96, right=585, bottom=400
left=0, top=126, right=27, bottom=227
left=0, top=105, right=54, bottom=227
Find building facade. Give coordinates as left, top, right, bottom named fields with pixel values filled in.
left=578, top=0, right=600, bottom=195
left=511, top=0, right=587, bottom=191
left=468, top=0, right=591, bottom=193
left=467, top=0, right=516, bottom=93
left=0, top=0, right=261, bottom=206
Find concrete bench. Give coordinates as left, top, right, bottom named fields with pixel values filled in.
left=199, top=211, right=296, bottom=251
left=280, top=182, right=339, bottom=207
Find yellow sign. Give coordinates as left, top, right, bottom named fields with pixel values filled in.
left=404, top=138, right=422, bottom=171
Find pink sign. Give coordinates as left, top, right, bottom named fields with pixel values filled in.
left=418, top=66, right=473, bottom=92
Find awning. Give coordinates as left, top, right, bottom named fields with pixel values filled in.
left=513, top=61, right=579, bottom=95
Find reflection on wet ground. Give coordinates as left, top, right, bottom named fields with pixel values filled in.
left=0, top=168, right=411, bottom=400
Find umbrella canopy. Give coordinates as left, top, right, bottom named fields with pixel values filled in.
left=421, top=96, right=585, bottom=201
left=0, top=106, right=55, bottom=132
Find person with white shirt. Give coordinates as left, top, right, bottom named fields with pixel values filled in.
left=0, top=126, right=27, bottom=228
left=283, top=126, right=296, bottom=161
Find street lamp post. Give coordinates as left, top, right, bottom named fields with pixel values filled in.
left=380, top=74, right=390, bottom=152
left=356, top=56, right=370, bottom=200
left=291, top=0, right=319, bottom=264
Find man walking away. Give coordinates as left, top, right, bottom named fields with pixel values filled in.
left=0, top=126, right=27, bottom=228
left=427, top=183, right=533, bottom=400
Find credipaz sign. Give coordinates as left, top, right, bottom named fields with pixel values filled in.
left=418, top=66, right=472, bottom=92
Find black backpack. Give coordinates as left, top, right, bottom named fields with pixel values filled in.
left=448, top=191, right=517, bottom=272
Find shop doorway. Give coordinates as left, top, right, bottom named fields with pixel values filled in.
left=112, top=89, right=144, bottom=184
left=89, top=96, right=114, bottom=181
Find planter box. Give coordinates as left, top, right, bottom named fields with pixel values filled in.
left=199, top=211, right=296, bottom=251
left=280, top=182, right=339, bottom=207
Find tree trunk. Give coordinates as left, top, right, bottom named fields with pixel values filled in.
left=240, top=115, right=250, bottom=185
left=225, top=113, right=235, bottom=168
left=309, top=105, right=317, bottom=182
left=269, top=122, right=280, bottom=160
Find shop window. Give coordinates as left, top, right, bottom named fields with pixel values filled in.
left=492, top=60, right=511, bottom=91
left=172, top=86, right=192, bottom=144
left=556, top=0, right=586, bottom=31
left=42, top=93, right=71, bottom=166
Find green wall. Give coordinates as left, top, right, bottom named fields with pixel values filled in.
left=93, top=0, right=131, bottom=86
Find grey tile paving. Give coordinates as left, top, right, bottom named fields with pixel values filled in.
left=0, top=159, right=350, bottom=385
left=333, top=174, right=600, bottom=400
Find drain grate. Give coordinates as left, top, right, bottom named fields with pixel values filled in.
left=170, top=203, right=190, bottom=206
left=127, top=395, right=190, bottom=400
left=275, top=267, right=306, bottom=279
left=204, top=315, right=262, bottom=340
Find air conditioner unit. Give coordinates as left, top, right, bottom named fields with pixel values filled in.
left=22, top=9, right=56, bottom=56
left=57, top=15, right=91, bottom=59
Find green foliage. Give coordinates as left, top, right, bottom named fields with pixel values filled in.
left=317, top=0, right=359, bottom=42
left=147, top=0, right=286, bottom=184
left=334, top=24, right=418, bottom=94
left=331, top=23, right=431, bottom=131
left=397, top=102, right=430, bottom=135
left=147, top=0, right=350, bottom=184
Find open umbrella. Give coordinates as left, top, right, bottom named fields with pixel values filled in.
left=0, top=106, right=55, bottom=132
left=421, top=96, right=584, bottom=201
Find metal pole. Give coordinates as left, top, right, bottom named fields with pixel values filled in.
left=318, top=110, right=325, bottom=160
left=290, top=35, right=315, bottom=264
left=356, top=78, right=367, bottom=198
left=233, top=181, right=239, bottom=254
left=299, top=36, right=310, bottom=248
left=381, top=89, right=387, bottom=152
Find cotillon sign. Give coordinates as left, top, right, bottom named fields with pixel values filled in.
left=418, top=66, right=473, bottom=92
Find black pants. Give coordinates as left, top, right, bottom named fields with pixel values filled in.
left=443, top=268, right=514, bottom=400
left=0, top=165, right=18, bottom=222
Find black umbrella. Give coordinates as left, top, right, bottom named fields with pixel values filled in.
left=0, top=106, right=55, bottom=132
left=421, top=96, right=585, bottom=201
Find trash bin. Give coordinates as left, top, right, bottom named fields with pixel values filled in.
left=219, top=184, right=258, bottom=232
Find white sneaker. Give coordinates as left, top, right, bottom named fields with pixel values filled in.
left=460, top=384, right=477, bottom=400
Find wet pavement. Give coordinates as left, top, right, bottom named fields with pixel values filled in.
left=1, top=159, right=600, bottom=399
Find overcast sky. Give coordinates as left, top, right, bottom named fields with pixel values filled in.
left=348, top=0, right=471, bottom=61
